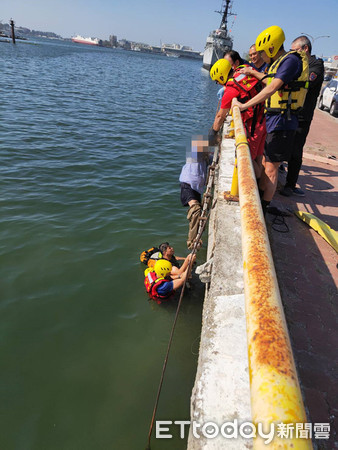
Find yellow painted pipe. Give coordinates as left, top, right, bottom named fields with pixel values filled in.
left=231, top=105, right=312, bottom=449
left=230, top=157, right=239, bottom=196
left=228, top=119, right=235, bottom=138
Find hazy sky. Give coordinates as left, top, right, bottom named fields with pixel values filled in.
left=2, top=0, right=337, bottom=56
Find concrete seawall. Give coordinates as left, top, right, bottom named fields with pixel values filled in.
left=187, top=108, right=338, bottom=448
left=188, top=120, right=253, bottom=449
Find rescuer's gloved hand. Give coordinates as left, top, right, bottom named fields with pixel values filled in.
left=217, top=86, right=225, bottom=100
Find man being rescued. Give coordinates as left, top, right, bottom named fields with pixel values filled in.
left=179, top=136, right=214, bottom=250
left=140, top=242, right=187, bottom=270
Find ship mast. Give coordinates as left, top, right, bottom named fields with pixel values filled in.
left=202, top=0, right=234, bottom=70
left=219, top=0, right=233, bottom=31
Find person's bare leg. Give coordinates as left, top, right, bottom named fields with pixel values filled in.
left=262, top=161, right=280, bottom=201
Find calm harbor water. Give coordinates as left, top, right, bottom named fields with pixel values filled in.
left=1, top=38, right=219, bottom=449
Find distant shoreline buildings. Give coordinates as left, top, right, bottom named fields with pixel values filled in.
left=1, top=21, right=337, bottom=70
left=0, top=22, right=62, bottom=40
left=0, top=21, right=202, bottom=59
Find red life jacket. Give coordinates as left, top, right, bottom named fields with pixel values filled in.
left=144, top=270, right=173, bottom=304
left=227, top=65, right=265, bottom=129
left=227, top=65, right=261, bottom=101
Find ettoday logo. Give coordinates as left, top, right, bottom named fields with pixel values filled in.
left=155, top=420, right=330, bottom=443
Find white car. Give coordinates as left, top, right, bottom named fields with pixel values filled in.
left=318, top=79, right=338, bottom=116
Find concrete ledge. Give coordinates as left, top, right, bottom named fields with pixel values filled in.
left=188, top=123, right=252, bottom=449
left=188, top=294, right=252, bottom=450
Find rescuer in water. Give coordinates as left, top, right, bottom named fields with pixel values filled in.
left=144, top=255, right=195, bottom=303
left=232, top=25, right=309, bottom=215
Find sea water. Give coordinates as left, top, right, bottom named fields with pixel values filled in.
left=1, top=38, right=219, bottom=449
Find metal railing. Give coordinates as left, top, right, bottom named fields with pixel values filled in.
left=231, top=105, right=312, bottom=449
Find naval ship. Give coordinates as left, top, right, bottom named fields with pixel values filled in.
left=203, top=0, right=234, bottom=71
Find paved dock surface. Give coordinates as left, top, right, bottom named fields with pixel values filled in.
left=267, top=107, right=338, bottom=448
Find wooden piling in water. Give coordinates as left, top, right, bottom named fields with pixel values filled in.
left=10, top=19, right=16, bottom=44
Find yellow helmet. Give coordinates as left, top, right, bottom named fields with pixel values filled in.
left=255, top=25, right=285, bottom=58
left=210, top=59, right=232, bottom=85
left=154, top=259, right=172, bottom=278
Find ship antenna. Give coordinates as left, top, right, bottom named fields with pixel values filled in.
left=215, top=0, right=235, bottom=31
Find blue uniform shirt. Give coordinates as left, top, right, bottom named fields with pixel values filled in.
left=251, top=62, right=268, bottom=73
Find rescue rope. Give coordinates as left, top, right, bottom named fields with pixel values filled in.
left=146, top=201, right=216, bottom=450
left=146, top=143, right=221, bottom=449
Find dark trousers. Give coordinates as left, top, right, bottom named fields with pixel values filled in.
left=286, top=121, right=311, bottom=188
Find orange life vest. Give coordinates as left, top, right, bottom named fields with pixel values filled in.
left=140, top=247, right=161, bottom=266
